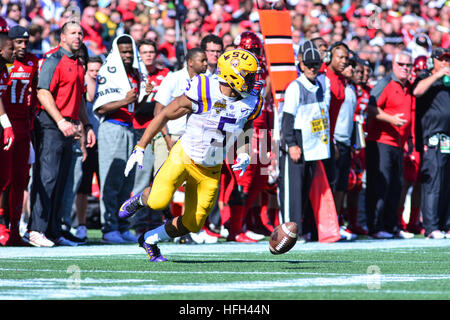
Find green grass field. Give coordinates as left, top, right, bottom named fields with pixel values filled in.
left=1, top=230, right=449, bottom=302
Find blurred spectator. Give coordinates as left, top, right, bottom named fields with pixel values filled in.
left=129, top=22, right=144, bottom=43
left=80, top=5, right=106, bottom=55
left=5, top=2, right=22, bottom=27
left=200, top=33, right=223, bottom=77
left=158, top=27, right=177, bottom=69
left=95, top=0, right=117, bottom=51
left=28, top=23, right=45, bottom=57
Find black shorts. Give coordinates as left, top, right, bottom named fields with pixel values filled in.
left=335, top=141, right=351, bottom=192
left=78, top=145, right=99, bottom=195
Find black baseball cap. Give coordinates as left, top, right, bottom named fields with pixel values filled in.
left=431, top=48, right=450, bottom=60
left=8, top=25, right=29, bottom=39
left=298, top=40, right=317, bottom=56
left=303, top=47, right=322, bottom=65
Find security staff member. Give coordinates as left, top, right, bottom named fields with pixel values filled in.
left=413, top=48, right=450, bottom=239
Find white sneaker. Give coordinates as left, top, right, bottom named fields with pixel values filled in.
left=219, top=226, right=229, bottom=238
left=102, top=231, right=126, bottom=244
left=202, top=230, right=219, bottom=244
left=120, top=230, right=138, bottom=243
left=339, top=226, right=357, bottom=241
left=23, top=231, right=54, bottom=247
left=245, top=230, right=265, bottom=241
left=371, top=231, right=394, bottom=239
left=395, top=230, right=414, bottom=239
left=189, top=231, right=205, bottom=244
left=427, top=230, right=445, bottom=239
left=76, top=225, right=88, bottom=241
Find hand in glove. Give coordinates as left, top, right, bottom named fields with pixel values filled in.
left=124, top=145, right=145, bottom=177
left=3, top=127, right=14, bottom=150
left=231, top=153, right=250, bottom=177
left=250, top=79, right=265, bottom=96
left=1, top=114, right=14, bottom=151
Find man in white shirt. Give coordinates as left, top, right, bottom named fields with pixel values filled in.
left=333, top=56, right=357, bottom=240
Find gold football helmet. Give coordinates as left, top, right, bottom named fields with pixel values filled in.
left=217, top=48, right=260, bottom=97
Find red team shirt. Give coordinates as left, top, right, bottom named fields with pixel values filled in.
left=366, top=75, right=413, bottom=149
left=132, top=67, right=170, bottom=129
left=354, top=84, right=371, bottom=128
left=4, top=53, right=39, bottom=122
left=325, top=67, right=347, bottom=139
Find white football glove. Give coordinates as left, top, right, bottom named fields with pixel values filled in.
left=124, top=145, right=145, bottom=177
left=232, top=153, right=250, bottom=177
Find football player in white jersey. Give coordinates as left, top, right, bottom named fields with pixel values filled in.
left=119, top=48, right=263, bottom=261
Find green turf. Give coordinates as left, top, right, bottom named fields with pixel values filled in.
left=1, top=230, right=449, bottom=301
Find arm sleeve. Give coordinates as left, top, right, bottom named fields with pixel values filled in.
left=37, top=56, right=59, bottom=90
left=281, top=112, right=297, bottom=148
left=184, top=74, right=207, bottom=114
left=368, top=75, right=390, bottom=108
left=248, top=94, right=264, bottom=121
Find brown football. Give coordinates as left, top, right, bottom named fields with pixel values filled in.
left=269, top=222, right=298, bottom=255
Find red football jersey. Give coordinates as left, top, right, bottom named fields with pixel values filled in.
left=354, top=84, right=371, bottom=126
left=0, top=65, right=9, bottom=98
left=4, top=53, right=39, bottom=120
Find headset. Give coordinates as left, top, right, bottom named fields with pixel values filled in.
left=323, top=41, right=350, bottom=65
left=426, top=56, right=434, bottom=70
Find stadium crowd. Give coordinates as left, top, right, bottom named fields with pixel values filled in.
left=0, top=0, right=449, bottom=248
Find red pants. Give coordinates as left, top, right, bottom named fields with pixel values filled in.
left=0, top=119, right=31, bottom=236
left=219, top=155, right=269, bottom=235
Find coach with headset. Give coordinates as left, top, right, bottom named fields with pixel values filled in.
left=323, top=41, right=349, bottom=192
left=413, top=48, right=450, bottom=239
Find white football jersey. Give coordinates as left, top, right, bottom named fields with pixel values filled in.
left=179, top=74, right=263, bottom=166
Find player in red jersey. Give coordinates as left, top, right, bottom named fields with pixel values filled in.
left=0, top=26, right=39, bottom=245
left=219, top=31, right=276, bottom=242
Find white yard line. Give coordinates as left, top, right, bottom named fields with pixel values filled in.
left=1, top=274, right=449, bottom=300
left=1, top=239, right=449, bottom=259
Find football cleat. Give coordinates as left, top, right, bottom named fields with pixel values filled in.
left=119, top=191, right=144, bottom=219
left=138, top=234, right=167, bottom=262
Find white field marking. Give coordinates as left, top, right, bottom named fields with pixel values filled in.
left=1, top=239, right=449, bottom=259
left=1, top=274, right=449, bottom=300
left=0, top=267, right=362, bottom=276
